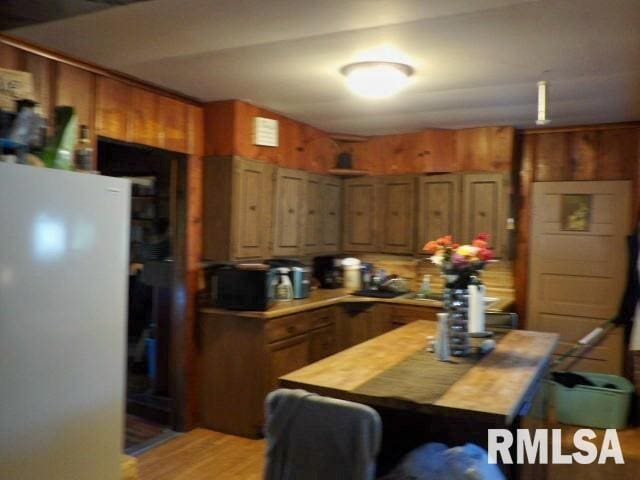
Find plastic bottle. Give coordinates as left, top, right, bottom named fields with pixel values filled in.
left=275, top=268, right=293, bottom=301
left=419, top=274, right=431, bottom=298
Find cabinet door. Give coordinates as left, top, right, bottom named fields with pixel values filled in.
left=343, top=177, right=378, bottom=252
left=157, top=96, right=188, bottom=153
left=321, top=177, right=342, bottom=253
left=96, top=76, right=130, bottom=141
left=273, top=168, right=306, bottom=257
left=267, top=334, right=310, bottom=391
left=338, top=303, right=378, bottom=348
left=309, top=323, right=338, bottom=363
left=232, top=157, right=274, bottom=260
left=461, top=172, right=508, bottom=257
left=380, top=175, right=415, bottom=254
left=304, top=174, right=323, bottom=254
left=128, top=86, right=158, bottom=147
left=417, top=174, right=460, bottom=253
left=55, top=64, right=96, bottom=168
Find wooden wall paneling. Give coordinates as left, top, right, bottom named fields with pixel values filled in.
left=96, top=76, right=130, bottom=141
left=23, top=53, right=54, bottom=123
left=128, top=86, right=158, bottom=147
left=514, top=134, right=535, bottom=327
left=455, top=126, right=514, bottom=172
left=203, top=100, right=236, bottom=156
left=0, top=42, right=24, bottom=69
left=533, top=131, right=570, bottom=181
left=569, top=130, right=598, bottom=180
left=412, top=129, right=457, bottom=172
left=55, top=63, right=97, bottom=168
left=202, top=156, right=234, bottom=261
left=187, top=154, right=203, bottom=271
left=489, top=126, right=515, bottom=171
left=597, top=128, right=638, bottom=180
left=187, top=105, right=205, bottom=156
left=158, top=95, right=188, bottom=153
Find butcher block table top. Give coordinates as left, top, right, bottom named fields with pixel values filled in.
left=280, top=320, right=559, bottom=425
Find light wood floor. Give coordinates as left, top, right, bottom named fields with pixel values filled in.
left=137, top=426, right=640, bottom=479
left=137, top=428, right=265, bottom=480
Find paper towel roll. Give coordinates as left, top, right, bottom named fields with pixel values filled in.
left=468, top=284, right=486, bottom=334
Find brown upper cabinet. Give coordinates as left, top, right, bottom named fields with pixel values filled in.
left=416, top=174, right=461, bottom=253
left=273, top=168, right=307, bottom=257
left=96, top=76, right=195, bottom=153
left=461, top=172, right=508, bottom=257
left=129, top=86, right=159, bottom=147
left=320, top=176, right=342, bottom=253
left=378, top=175, right=416, bottom=254
left=157, top=95, right=188, bottom=153
left=203, top=156, right=274, bottom=261
left=304, top=174, right=323, bottom=254
left=96, top=77, right=130, bottom=142
left=343, top=177, right=379, bottom=253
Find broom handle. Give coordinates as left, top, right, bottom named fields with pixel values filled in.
left=551, top=319, right=617, bottom=369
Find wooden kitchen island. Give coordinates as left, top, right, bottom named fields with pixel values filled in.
left=198, top=289, right=514, bottom=438
left=281, top=320, right=558, bottom=478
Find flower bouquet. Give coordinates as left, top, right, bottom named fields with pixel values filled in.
left=423, top=233, right=494, bottom=289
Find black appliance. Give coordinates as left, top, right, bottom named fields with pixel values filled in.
left=216, top=264, right=277, bottom=311
left=312, top=255, right=345, bottom=289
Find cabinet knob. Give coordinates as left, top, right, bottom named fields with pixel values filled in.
left=288, top=208, right=295, bottom=214
left=478, top=211, right=486, bottom=217
left=391, top=211, right=399, bottom=217
left=286, top=325, right=296, bottom=334
left=309, top=209, right=315, bottom=215
left=433, top=210, right=441, bottom=217
left=249, top=205, right=257, bottom=211
left=329, top=211, right=336, bottom=216
left=356, top=211, right=363, bottom=216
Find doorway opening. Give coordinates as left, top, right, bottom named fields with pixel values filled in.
left=97, top=138, right=186, bottom=452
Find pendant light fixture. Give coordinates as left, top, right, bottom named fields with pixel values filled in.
left=341, top=61, right=414, bottom=99
left=536, top=80, right=550, bottom=125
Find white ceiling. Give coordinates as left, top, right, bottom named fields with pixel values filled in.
left=10, top=0, right=640, bottom=135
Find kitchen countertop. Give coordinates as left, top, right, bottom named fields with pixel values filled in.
left=200, top=288, right=514, bottom=319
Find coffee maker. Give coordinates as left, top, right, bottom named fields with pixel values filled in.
left=312, top=255, right=345, bottom=289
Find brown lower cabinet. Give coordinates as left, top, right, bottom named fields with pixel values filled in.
left=198, top=302, right=437, bottom=438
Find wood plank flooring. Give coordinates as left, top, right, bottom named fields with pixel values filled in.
left=137, top=428, right=265, bottom=480
left=137, top=425, right=640, bottom=480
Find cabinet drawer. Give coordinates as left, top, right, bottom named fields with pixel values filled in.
left=308, top=307, right=335, bottom=330
left=266, top=314, right=312, bottom=343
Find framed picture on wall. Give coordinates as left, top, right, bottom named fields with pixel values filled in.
left=561, top=194, right=592, bottom=232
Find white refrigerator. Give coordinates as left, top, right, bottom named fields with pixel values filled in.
left=0, top=163, right=130, bottom=479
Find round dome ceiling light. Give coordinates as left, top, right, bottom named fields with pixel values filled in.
left=340, top=61, right=414, bottom=99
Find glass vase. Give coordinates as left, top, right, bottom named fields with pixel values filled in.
left=442, top=272, right=472, bottom=357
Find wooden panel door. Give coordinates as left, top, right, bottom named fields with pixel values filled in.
left=417, top=174, right=460, bottom=253
left=321, top=176, right=342, bottom=253
left=380, top=175, right=415, bottom=254
left=273, top=168, right=306, bottom=257
left=157, top=96, right=188, bottom=153
left=343, top=177, right=379, bottom=252
left=128, top=86, right=158, bottom=147
left=95, top=76, right=129, bottom=141
left=527, top=181, right=630, bottom=374
left=231, top=157, right=274, bottom=260
left=267, top=334, right=310, bottom=390
left=304, top=173, right=323, bottom=254
left=461, top=172, right=508, bottom=256
left=55, top=64, right=96, bottom=168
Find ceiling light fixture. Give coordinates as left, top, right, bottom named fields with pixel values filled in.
left=536, top=80, right=550, bottom=125
left=341, top=61, right=414, bottom=99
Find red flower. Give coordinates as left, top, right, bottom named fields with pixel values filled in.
left=478, top=248, right=494, bottom=261
left=423, top=241, right=439, bottom=254
left=476, top=232, right=491, bottom=242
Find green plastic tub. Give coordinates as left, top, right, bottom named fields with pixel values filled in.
left=553, top=371, right=634, bottom=429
